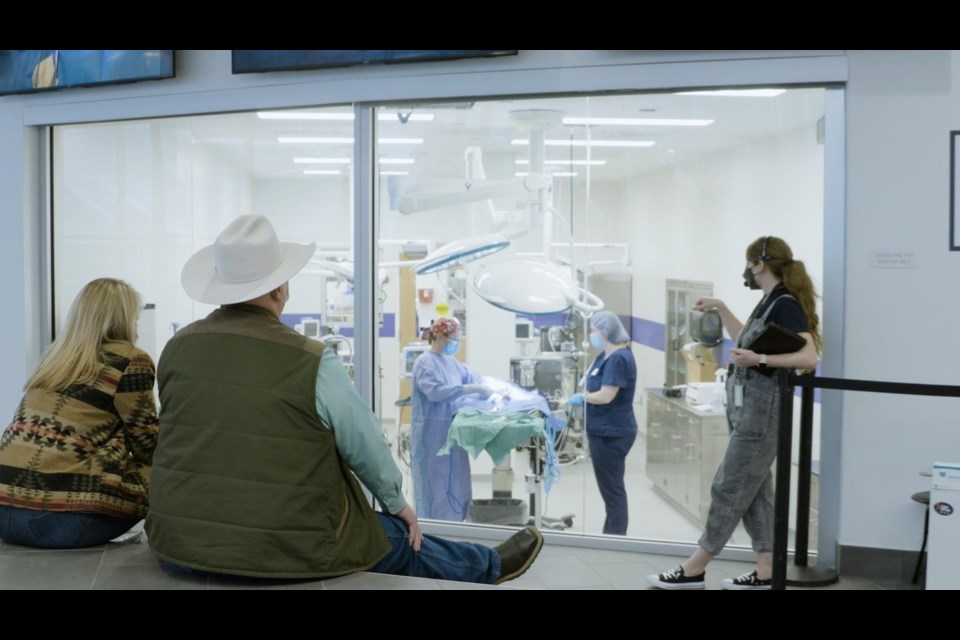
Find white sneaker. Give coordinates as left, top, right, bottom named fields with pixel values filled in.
left=647, top=566, right=705, bottom=590
left=721, top=570, right=772, bottom=590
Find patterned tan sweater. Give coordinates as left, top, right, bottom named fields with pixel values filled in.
left=0, top=341, right=159, bottom=518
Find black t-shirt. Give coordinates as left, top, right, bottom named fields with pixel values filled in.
left=750, top=285, right=809, bottom=334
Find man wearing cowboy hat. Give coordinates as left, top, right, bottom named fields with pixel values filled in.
left=145, top=215, right=543, bottom=584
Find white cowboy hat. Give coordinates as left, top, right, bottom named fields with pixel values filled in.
left=181, top=215, right=315, bottom=305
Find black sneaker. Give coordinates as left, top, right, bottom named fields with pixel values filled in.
left=721, top=570, right=772, bottom=590
left=647, top=565, right=705, bottom=590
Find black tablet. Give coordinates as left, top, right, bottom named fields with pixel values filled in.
left=744, top=323, right=807, bottom=355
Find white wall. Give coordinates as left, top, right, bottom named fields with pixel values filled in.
left=842, top=51, right=960, bottom=550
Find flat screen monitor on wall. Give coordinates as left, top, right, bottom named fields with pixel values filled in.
left=232, top=50, right=517, bottom=74
left=0, top=50, right=175, bottom=96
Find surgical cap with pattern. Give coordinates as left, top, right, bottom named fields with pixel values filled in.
left=421, top=316, right=462, bottom=342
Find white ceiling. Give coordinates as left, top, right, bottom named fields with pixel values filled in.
left=185, top=88, right=825, bottom=184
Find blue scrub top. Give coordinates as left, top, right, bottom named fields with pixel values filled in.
left=585, top=348, right=638, bottom=437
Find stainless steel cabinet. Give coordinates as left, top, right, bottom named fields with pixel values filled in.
left=645, top=389, right=728, bottom=523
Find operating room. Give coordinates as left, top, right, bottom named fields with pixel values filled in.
left=49, top=88, right=825, bottom=549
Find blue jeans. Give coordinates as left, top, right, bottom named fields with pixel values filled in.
left=588, top=431, right=636, bottom=535
left=166, top=513, right=501, bottom=584
left=371, top=513, right=500, bottom=583
left=0, top=505, right=139, bottom=549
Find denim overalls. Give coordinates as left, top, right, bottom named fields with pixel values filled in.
left=698, top=294, right=797, bottom=555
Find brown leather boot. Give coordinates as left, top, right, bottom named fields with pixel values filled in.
left=493, top=525, right=544, bottom=585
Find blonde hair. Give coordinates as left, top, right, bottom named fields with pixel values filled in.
left=746, top=236, right=822, bottom=354
left=26, top=278, right=143, bottom=392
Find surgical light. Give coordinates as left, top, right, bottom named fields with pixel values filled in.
left=470, top=257, right=603, bottom=316
left=412, top=234, right=510, bottom=276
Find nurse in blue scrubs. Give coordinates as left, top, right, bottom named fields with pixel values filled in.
left=568, top=311, right=637, bottom=535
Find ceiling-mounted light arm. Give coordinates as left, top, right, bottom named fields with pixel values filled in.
left=549, top=242, right=632, bottom=267
left=397, top=175, right=549, bottom=215
left=572, top=288, right=604, bottom=318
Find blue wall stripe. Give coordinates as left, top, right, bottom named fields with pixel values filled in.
left=279, top=309, right=818, bottom=402
left=627, top=315, right=819, bottom=403
left=630, top=315, right=665, bottom=351
left=279, top=312, right=396, bottom=338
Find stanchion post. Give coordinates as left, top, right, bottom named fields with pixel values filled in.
left=772, top=371, right=795, bottom=591
left=786, top=376, right=840, bottom=587
left=794, top=382, right=815, bottom=566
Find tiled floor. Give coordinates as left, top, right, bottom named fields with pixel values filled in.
left=0, top=527, right=918, bottom=590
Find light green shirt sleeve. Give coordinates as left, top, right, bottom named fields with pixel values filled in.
left=314, top=348, right=406, bottom=515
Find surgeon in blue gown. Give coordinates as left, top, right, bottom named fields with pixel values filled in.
left=411, top=317, right=491, bottom=521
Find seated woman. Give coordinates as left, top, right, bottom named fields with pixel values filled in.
left=0, top=278, right=159, bottom=548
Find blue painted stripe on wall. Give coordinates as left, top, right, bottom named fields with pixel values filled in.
left=516, top=313, right=569, bottom=329
left=630, top=316, right=665, bottom=351
left=279, top=312, right=396, bottom=338
left=633, top=317, right=820, bottom=403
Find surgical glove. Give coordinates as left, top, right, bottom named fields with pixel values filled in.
left=567, top=393, right=585, bottom=407
left=463, top=384, right=492, bottom=398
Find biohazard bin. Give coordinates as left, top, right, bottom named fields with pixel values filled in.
left=466, top=498, right=528, bottom=526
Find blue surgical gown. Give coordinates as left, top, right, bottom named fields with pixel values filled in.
left=411, top=351, right=483, bottom=521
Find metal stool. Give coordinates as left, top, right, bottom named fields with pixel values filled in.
left=911, top=490, right=930, bottom=585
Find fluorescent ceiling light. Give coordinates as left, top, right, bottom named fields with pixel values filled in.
left=294, top=157, right=351, bottom=164
left=378, top=113, right=434, bottom=122
left=511, top=138, right=654, bottom=148
left=259, top=112, right=353, bottom=120
left=380, top=171, right=410, bottom=176
left=279, top=137, right=353, bottom=144
left=563, top=117, right=713, bottom=127
left=379, top=158, right=415, bottom=165
left=278, top=136, right=423, bottom=145
left=303, top=169, right=342, bottom=175
left=516, top=159, right=606, bottom=166
left=259, top=112, right=434, bottom=122
left=675, top=89, right=786, bottom=97
left=516, top=172, right=578, bottom=177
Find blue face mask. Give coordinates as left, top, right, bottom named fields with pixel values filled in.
left=442, top=339, right=460, bottom=356
left=589, top=334, right=605, bottom=350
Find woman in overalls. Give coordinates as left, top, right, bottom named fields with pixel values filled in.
left=648, top=236, right=821, bottom=590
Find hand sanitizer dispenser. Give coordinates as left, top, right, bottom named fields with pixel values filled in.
left=712, top=368, right=727, bottom=410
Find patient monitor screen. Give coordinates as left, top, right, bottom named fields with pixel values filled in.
left=516, top=322, right=533, bottom=339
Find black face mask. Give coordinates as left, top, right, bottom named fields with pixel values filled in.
left=742, top=265, right=760, bottom=290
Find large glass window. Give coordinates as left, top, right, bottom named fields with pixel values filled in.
left=375, top=89, right=826, bottom=547
left=53, top=106, right=356, bottom=370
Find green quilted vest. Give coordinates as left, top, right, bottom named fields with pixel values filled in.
left=145, top=304, right=390, bottom=578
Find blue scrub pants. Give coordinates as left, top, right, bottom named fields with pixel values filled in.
left=587, top=431, right=636, bottom=535
left=0, top=505, right=139, bottom=548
